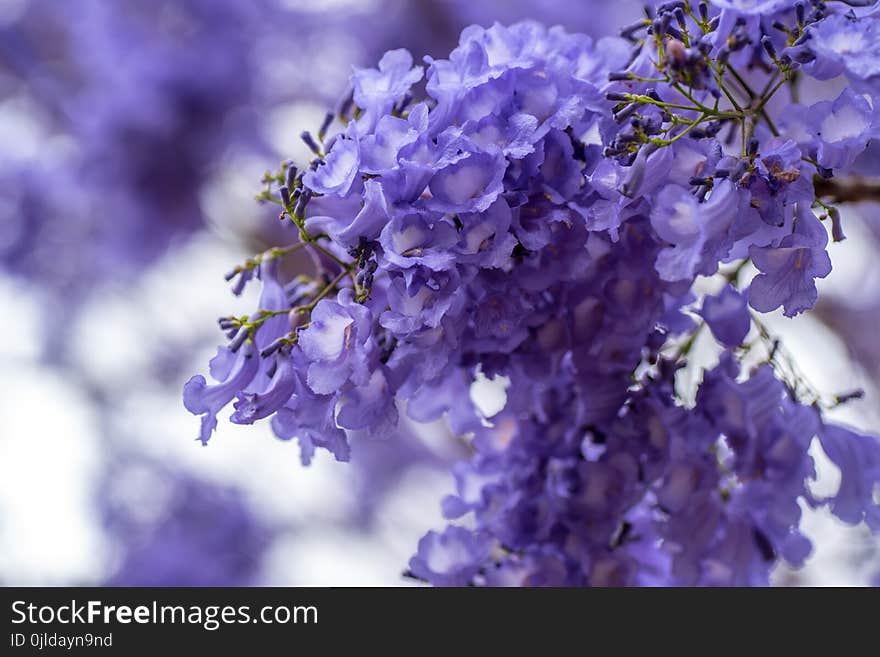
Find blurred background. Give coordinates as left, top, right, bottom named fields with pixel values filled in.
left=0, top=0, right=877, bottom=586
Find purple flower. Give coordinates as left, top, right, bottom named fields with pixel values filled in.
left=408, top=526, right=491, bottom=586
left=809, top=88, right=877, bottom=172
left=747, top=139, right=813, bottom=226
left=336, top=367, right=399, bottom=438
left=805, top=12, right=880, bottom=81
left=184, top=262, right=290, bottom=443
left=748, top=204, right=832, bottom=317
left=303, top=137, right=360, bottom=197
left=359, top=106, right=428, bottom=175
left=456, top=198, right=518, bottom=268
left=298, top=289, right=375, bottom=395
left=426, top=147, right=507, bottom=214
left=378, top=213, right=460, bottom=271
left=316, top=178, right=391, bottom=249
left=352, top=49, right=424, bottom=131
left=466, top=112, right=540, bottom=159
left=231, top=352, right=300, bottom=425
left=184, top=344, right=260, bottom=445
left=700, top=285, right=751, bottom=347
left=381, top=268, right=464, bottom=334
left=650, top=180, right=738, bottom=282
left=272, top=394, right=350, bottom=466
left=818, top=424, right=880, bottom=530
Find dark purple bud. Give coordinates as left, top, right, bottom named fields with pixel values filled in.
left=666, top=26, right=685, bottom=41
left=641, top=117, right=662, bottom=135
left=703, top=119, right=724, bottom=136
left=796, top=1, right=805, bottom=24
left=653, top=14, right=671, bottom=39
left=261, top=334, right=292, bottom=359
left=614, top=103, right=640, bottom=123
left=616, top=133, right=641, bottom=145
left=761, top=35, right=777, bottom=60
left=693, top=184, right=711, bottom=200
left=689, top=177, right=710, bottom=186
left=835, top=389, right=864, bottom=405
left=606, top=91, right=631, bottom=102
left=260, top=340, right=282, bottom=360
left=318, top=111, right=334, bottom=140
left=232, top=274, right=251, bottom=296
left=284, top=164, right=298, bottom=190
left=608, top=70, right=633, bottom=81
left=300, top=131, right=321, bottom=155
left=674, top=7, right=687, bottom=30
left=229, top=327, right=250, bottom=353
left=698, top=1, right=709, bottom=21
left=280, top=186, right=291, bottom=207
left=337, top=90, right=354, bottom=118
left=792, top=30, right=812, bottom=47
left=717, top=47, right=731, bottom=65
left=792, top=49, right=815, bottom=64
left=747, top=137, right=759, bottom=157
left=715, top=169, right=730, bottom=178
left=293, top=197, right=308, bottom=219
left=828, top=207, right=845, bottom=242
left=818, top=165, right=833, bottom=179
left=772, top=21, right=787, bottom=32
left=708, top=15, right=720, bottom=31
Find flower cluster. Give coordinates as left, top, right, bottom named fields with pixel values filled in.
left=188, top=1, right=880, bottom=586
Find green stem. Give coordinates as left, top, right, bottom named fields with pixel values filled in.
left=726, top=64, right=781, bottom=136
left=300, top=270, right=351, bottom=312
left=633, top=93, right=739, bottom=120
left=650, top=115, right=709, bottom=146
